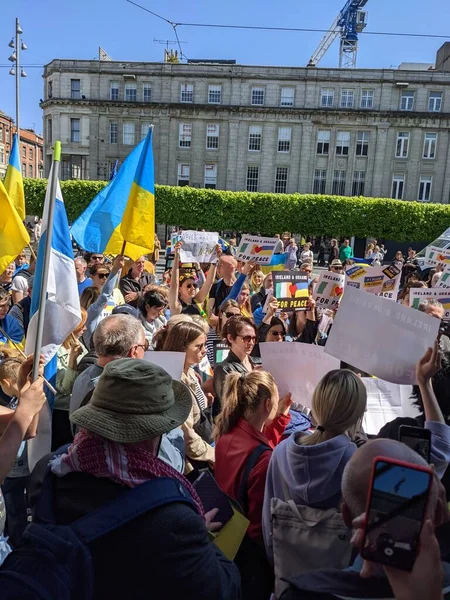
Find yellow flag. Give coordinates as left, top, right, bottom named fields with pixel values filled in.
left=0, top=180, right=30, bottom=275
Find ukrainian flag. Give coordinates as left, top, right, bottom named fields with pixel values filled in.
left=0, top=180, right=30, bottom=275
left=70, top=133, right=153, bottom=260
left=120, top=127, right=155, bottom=253
left=4, top=133, right=25, bottom=221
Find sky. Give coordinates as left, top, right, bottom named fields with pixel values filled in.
left=1, top=0, right=449, bottom=134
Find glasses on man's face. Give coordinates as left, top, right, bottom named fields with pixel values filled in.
left=268, top=330, right=285, bottom=338
left=224, top=311, right=240, bottom=318
left=237, top=334, right=257, bottom=344
left=96, top=272, right=108, bottom=279
left=136, top=340, right=150, bottom=351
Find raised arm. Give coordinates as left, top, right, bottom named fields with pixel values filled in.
left=168, top=244, right=182, bottom=315
left=416, top=342, right=445, bottom=424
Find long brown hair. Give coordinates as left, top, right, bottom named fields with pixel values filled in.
left=80, top=286, right=100, bottom=310
left=213, top=370, right=277, bottom=441
left=161, top=320, right=205, bottom=352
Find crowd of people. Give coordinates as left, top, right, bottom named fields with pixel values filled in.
left=0, top=231, right=449, bottom=600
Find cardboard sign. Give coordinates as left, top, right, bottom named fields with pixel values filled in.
left=324, top=286, right=440, bottom=385
left=409, top=288, right=450, bottom=320
left=237, top=235, right=278, bottom=264
left=260, top=343, right=340, bottom=408
left=312, top=271, right=345, bottom=309
left=214, top=341, right=230, bottom=365
left=144, top=351, right=185, bottom=381
left=179, top=230, right=219, bottom=263
left=273, top=271, right=309, bottom=311
left=425, top=245, right=450, bottom=268
left=345, top=264, right=401, bottom=300
left=362, top=379, right=417, bottom=436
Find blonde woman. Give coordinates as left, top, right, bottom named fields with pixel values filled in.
left=262, top=369, right=367, bottom=563
left=249, top=269, right=265, bottom=295
left=237, top=283, right=253, bottom=319
left=364, top=243, right=374, bottom=260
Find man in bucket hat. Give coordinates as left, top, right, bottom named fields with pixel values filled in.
left=31, top=359, right=240, bottom=600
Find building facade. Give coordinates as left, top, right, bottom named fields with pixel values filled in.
left=0, top=111, right=44, bottom=179
left=41, top=52, right=450, bottom=203
left=0, top=111, right=14, bottom=178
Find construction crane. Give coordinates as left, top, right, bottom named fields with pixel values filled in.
left=307, top=0, right=369, bottom=69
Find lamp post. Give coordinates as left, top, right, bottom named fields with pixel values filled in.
left=8, top=18, right=27, bottom=138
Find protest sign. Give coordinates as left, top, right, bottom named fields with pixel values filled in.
left=260, top=343, right=340, bottom=408
left=409, top=287, right=450, bottom=319
left=362, top=379, right=417, bottom=435
left=313, top=271, right=345, bottom=309
left=179, top=230, right=219, bottom=263
left=437, top=266, right=450, bottom=289
left=273, top=271, right=309, bottom=311
left=345, top=264, right=401, bottom=300
left=425, top=245, right=450, bottom=268
left=169, top=232, right=182, bottom=254
left=214, top=341, right=230, bottom=365
left=325, top=286, right=440, bottom=385
left=237, top=235, right=278, bottom=264
left=144, top=351, right=185, bottom=381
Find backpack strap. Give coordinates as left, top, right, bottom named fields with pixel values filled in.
left=237, top=444, right=271, bottom=515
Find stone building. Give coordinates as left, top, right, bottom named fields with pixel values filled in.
left=41, top=44, right=450, bottom=203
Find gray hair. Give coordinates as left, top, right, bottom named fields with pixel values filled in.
left=93, top=314, right=144, bottom=358
left=74, top=257, right=87, bottom=267
left=418, top=299, right=444, bottom=313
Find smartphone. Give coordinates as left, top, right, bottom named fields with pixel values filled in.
left=399, top=425, right=431, bottom=463
left=361, top=456, right=433, bottom=571
left=193, top=470, right=234, bottom=526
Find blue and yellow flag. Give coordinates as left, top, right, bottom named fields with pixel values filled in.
left=70, top=136, right=152, bottom=260
left=120, top=127, right=155, bottom=253
left=0, top=180, right=30, bottom=275
left=4, top=133, right=25, bottom=221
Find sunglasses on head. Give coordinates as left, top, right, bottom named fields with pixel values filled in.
left=237, top=334, right=257, bottom=344
left=224, top=311, right=240, bottom=318
left=96, top=272, right=108, bottom=279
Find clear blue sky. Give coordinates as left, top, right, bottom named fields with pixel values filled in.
left=1, top=0, right=449, bottom=134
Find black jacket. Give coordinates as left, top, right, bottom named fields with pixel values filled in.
left=31, top=470, right=241, bottom=600
left=119, top=270, right=155, bottom=307
left=213, top=350, right=255, bottom=418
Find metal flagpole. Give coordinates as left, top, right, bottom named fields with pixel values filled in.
left=32, top=141, right=61, bottom=382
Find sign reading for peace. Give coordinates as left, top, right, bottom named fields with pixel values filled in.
left=237, top=235, right=278, bottom=264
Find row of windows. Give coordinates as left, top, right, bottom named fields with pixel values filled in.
left=21, top=163, right=41, bottom=178
left=0, top=128, right=11, bottom=143
left=177, top=163, right=218, bottom=188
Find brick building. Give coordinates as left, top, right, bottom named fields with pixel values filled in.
left=0, top=111, right=14, bottom=178
left=0, top=111, right=43, bottom=179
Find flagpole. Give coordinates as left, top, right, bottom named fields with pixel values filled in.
left=32, top=141, right=61, bottom=382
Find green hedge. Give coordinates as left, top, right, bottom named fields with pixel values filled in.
left=23, top=178, right=450, bottom=242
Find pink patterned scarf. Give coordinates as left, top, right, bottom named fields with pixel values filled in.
left=51, top=429, right=204, bottom=517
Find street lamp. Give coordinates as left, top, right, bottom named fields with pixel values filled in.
left=7, top=18, right=27, bottom=137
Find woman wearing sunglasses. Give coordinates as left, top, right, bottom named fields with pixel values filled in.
left=206, top=300, right=241, bottom=365
left=213, top=315, right=258, bottom=418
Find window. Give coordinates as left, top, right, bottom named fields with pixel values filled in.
left=208, top=85, right=222, bottom=104
left=206, top=124, right=219, bottom=150
left=321, top=88, right=334, bottom=108
left=123, top=121, right=135, bottom=145
left=352, top=171, right=365, bottom=196
left=340, top=89, right=354, bottom=108
left=332, top=170, right=346, bottom=195
left=0, top=148, right=3, bottom=164
left=277, top=127, right=291, bottom=153
left=246, top=166, right=259, bottom=192
left=396, top=132, right=410, bottom=158
left=280, top=87, right=294, bottom=107
left=428, top=92, right=442, bottom=113
left=48, top=80, right=53, bottom=98
left=356, top=131, right=370, bottom=157
left=47, top=119, right=52, bottom=143
left=313, top=169, right=327, bottom=194
left=178, top=163, right=190, bottom=186
left=70, top=118, right=80, bottom=143
left=251, top=87, right=265, bottom=106
left=0, top=129, right=3, bottom=142
left=141, top=122, right=151, bottom=140
left=143, top=83, right=152, bottom=102
left=204, top=163, right=217, bottom=189
left=248, top=125, right=262, bottom=151
left=71, top=79, right=81, bottom=99
left=418, top=176, right=432, bottom=202
left=423, top=132, right=437, bottom=159
left=400, top=91, right=414, bottom=111
left=22, top=163, right=26, bottom=177
left=180, top=83, right=193, bottom=103
left=179, top=123, right=192, bottom=148
left=29, top=148, right=33, bottom=160
left=360, top=89, right=374, bottom=109
left=5, top=130, right=9, bottom=143
left=110, top=122, right=118, bottom=144
left=336, top=131, right=350, bottom=156
left=125, top=82, right=137, bottom=102
left=28, top=164, right=33, bottom=178
left=110, top=81, right=119, bottom=101
left=317, top=130, right=330, bottom=155
left=392, top=175, right=405, bottom=200
left=22, top=146, right=26, bottom=158
left=274, top=167, right=288, bottom=194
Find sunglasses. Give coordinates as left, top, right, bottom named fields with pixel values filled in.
left=268, top=330, right=285, bottom=338
left=237, top=334, right=257, bottom=344
left=92, top=256, right=103, bottom=261
left=224, top=311, right=240, bottom=318
left=185, top=283, right=198, bottom=290
left=96, top=272, right=109, bottom=279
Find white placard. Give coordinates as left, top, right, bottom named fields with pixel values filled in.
left=260, top=342, right=340, bottom=408
left=325, top=286, right=440, bottom=385
left=362, top=378, right=418, bottom=435
left=144, top=351, right=185, bottom=381
left=410, top=287, right=450, bottom=320
left=345, top=264, right=401, bottom=300
left=436, top=265, right=450, bottom=289
left=237, top=235, right=278, bottom=264
left=313, top=271, right=345, bottom=309
left=179, top=230, right=219, bottom=263
left=425, top=245, right=450, bottom=268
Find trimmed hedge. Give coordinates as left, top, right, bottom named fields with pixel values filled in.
left=23, top=178, right=450, bottom=242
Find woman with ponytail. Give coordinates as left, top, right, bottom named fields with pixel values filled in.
left=262, top=369, right=367, bottom=564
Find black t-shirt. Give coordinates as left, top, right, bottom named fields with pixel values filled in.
left=210, top=280, right=233, bottom=315
left=180, top=299, right=202, bottom=317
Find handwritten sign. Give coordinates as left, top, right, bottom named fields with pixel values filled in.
left=325, top=286, right=440, bottom=385
left=345, top=264, right=401, bottom=300
left=425, top=245, right=450, bottom=268
left=260, top=343, right=340, bottom=408
left=409, top=288, right=450, bottom=320
left=237, top=235, right=278, bottom=264
left=313, top=271, right=345, bottom=309
left=273, top=271, right=309, bottom=311
left=179, top=230, right=219, bottom=263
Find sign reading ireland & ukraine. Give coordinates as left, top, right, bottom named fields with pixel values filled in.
left=237, top=235, right=278, bottom=264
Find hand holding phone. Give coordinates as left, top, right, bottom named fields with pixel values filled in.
left=398, top=425, right=431, bottom=463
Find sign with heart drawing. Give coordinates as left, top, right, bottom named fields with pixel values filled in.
left=236, top=235, right=278, bottom=264
left=313, top=271, right=345, bottom=310
left=273, top=271, right=310, bottom=311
